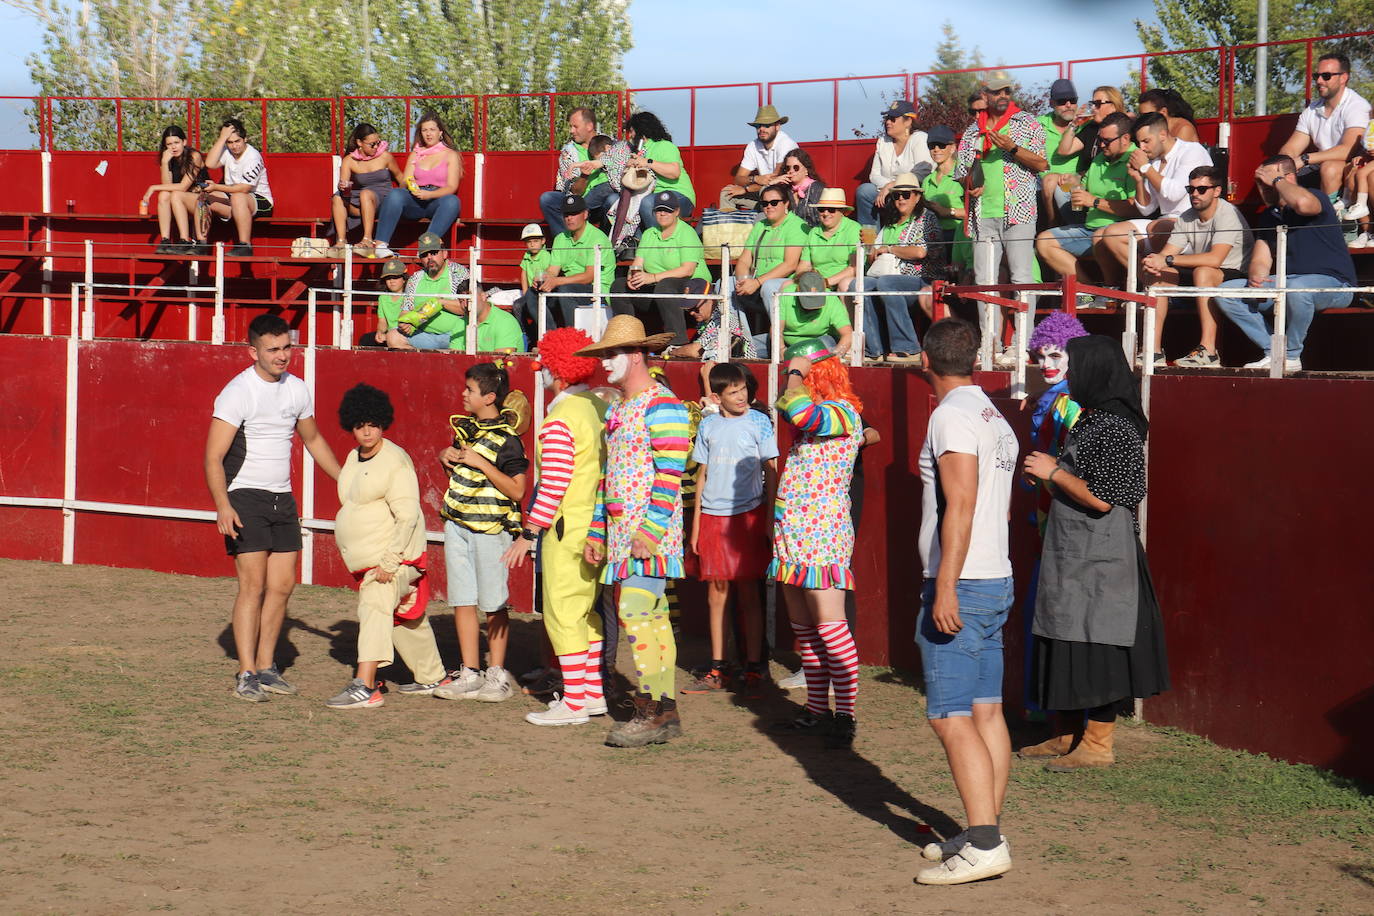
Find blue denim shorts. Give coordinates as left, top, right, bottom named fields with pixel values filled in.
left=916, top=576, right=1014, bottom=719
left=443, top=522, right=513, bottom=612
left=1047, top=224, right=1095, bottom=257
left=408, top=330, right=452, bottom=350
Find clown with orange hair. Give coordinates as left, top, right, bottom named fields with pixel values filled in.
left=500, top=328, right=612, bottom=727
left=771, top=338, right=866, bottom=749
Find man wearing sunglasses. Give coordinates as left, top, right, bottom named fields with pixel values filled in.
left=1277, top=52, right=1371, bottom=209
left=1038, top=78, right=1085, bottom=227
left=1140, top=165, right=1253, bottom=369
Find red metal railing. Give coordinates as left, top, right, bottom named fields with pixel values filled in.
left=626, top=82, right=764, bottom=147
left=1067, top=47, right=1227, bottom=119
left=1223, top=30, right=1374, bottom=118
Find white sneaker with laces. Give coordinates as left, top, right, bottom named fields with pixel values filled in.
left=1344, top=202, right=1370, bottom=222
left=372, top=243, right=395, bottom=259
left=433, top=667, right=483, bottom=700
left=777, top=669, right=806, bottom=690
left=583, top=695, right=609, bottom=716
left=915, top=840, right=1012, bottom=885
left=1243, top=354, right=1302, bottom=372
left=524, top=693, right=591, bottom=726
left=1351, top=232, right=1371, bottom=249
left=922, top=832, right=1010, bottom=862
left=476, top=665, right=516, bottom=702
left=1174, top=346, right=1220, bottom=368
left=992, top=349, right=1018, bottom=369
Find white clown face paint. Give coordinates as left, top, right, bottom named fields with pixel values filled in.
left=603, top=352, right=631, bottom=384
left=538, top=367, right=554, bottom=391
left=1039, top=346, right=1068, bottom=383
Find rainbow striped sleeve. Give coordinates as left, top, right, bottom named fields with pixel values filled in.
left=776, top=386, right=858, bottom=438
left=638, top=395, right=691, bottom=546
left=587, top=468, right=608, bottom=546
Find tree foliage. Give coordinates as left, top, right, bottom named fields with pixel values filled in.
left=1135, top=0, right=1372, bottom=118
left=4, top=0, right=632, bottom=151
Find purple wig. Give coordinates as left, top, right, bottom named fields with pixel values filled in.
left=1028, top=311, right=1088, bottom=353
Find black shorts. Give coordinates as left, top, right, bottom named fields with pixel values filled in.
left=224, top=488, right=302, bottom=556
left=1176, top=267, right=1246, bottom=286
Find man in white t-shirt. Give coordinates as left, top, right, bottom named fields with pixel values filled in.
left=205, top=314, right=341, bottom=703
left=913, top=318, right=1019, bottom=887
left=197, top=118, right=276, bottom=257
left=720, top=105, right=798, bottom=209
left=1278, top=52, right=1371, bottom=205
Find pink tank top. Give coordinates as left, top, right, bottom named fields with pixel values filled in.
left=412, top=148, right=450, bottom=187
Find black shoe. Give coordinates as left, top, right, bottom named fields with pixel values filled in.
left=771, top=708, right=832, bottom=733
left=154, top=239, right=177, bottom=254
left=229, top=243, right=253, bottom=257
left=825, top=712, right=856, bottom=749
left=189, top=240, right=211, bottom=255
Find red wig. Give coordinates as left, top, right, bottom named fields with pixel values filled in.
left=537, top=327, right=599, bottom=385
left=804, top=357, right=864, bottom=414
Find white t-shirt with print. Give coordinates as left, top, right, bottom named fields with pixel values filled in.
left=919, top=385, right=1017, bottom=580
left=223, top=143, right=274, bottom=204
left=212, top=366, right=312, bottom=493
left=1295, top=88, right=1372, bottom=152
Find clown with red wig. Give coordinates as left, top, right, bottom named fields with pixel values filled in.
left=770, top=338, right=866, bottom=749
left=501, top=328, right=613, bottom=727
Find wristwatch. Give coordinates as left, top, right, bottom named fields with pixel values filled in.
left=1008, top=144, right=1020, bottom=157
left=1092, top=197, right=1103, bottom=210
left=519, top=528, right=540, bottom=541
left=786, top=368, right=804, bottom=378
left=1165, top=254, right=1175, bottom=268
left=1301, top=152, right=1311, bottom=166
left=646, top=158, right=655, bottom=165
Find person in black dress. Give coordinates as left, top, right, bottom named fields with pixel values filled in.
left=1018, top=334, right=1169, bottom=770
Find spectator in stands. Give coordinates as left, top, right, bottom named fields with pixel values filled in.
left=623, top=111, right=696, bottom=228
left=373, top=257, right=411, bottom=348
left=371, top=112, right=463, bottom=260
left=732, top=185, right=808, bottom=356
left=514, top=222, right=549, bottom=341
left=1278, top=53, right=1372, bottom=213
left=922, top=125, right=971, bottom=276
left=540, top=107, right=617, bottom=235
left=611, top=191, right=709, bottom=346
left=671, top=278, right=758, bottom=361
left=863, top=173, right=941, bottom=362
left=955, top=73, right=1048, bottom=364
left=855, top=100, right=934, bottom=234
left=330, top=123, right=402, bottom=258
left=778, top=271, right=854, bottom=357
left=771, top=149, right=827, bottom=228
left=1135, top=88, right=1200, bottom=142
left=722, top=105, right=798, bottom=210
left=1214, top=155, right=1356, bottom=372
left=1345, top=136, right=1374, bottom=244
left=395, top=231, right=470, bottom=350
left=142, top=125, right=208, bottom=254
left=1055, top=86, right=1128, bottom=174
left=968, top=92, right=987, bottom=120
left=1035, top=112, right=1136, bottom=287
left=797, top=188, right=861, bottom=295
left=1096, top=111, right=1214, bottom=339
left=461, top=279, right=527, bottom=353
left=534, top=194, right=615, bottom=329
left=1144, top=165, right=1254, bottom=368
left=1038, top=79, right=1084, bottom=226
left=196, top=118, right=274, bottom=257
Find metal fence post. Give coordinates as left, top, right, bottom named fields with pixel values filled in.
left=1271, top=225, right=1288, bottom=379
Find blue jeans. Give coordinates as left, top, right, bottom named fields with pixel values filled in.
left=916, top=577, right=1014, bottom=719
left=855, top=182, right=880, bottom=228
left=408, top=330, right=451, bottom=350
left=863, top=274, right=925, bottom=357
left=727, top=275, right=786, bottom=357
left=540, top=183, right=618, bottom=235
left=636, top=190, right=694, bottom=230
left=1213, top=274, right=1352, bottom=359
left=375, top=190, right=461, bottom=246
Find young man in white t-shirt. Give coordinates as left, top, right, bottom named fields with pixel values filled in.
left=196, top=118, right=276, bottom=257
left=913, top=318, right=1019, bottom=887
left=1278, top=52, right=1371, bottom=204
left=205, top=314, right=341, bottom=702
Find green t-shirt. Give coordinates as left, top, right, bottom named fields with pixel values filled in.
left=637, top=221, right=710, bottom=281
left=778, top=285, right=851, bottom=345
left=642, top=139, right=695, bottom=205
left=476, top=306, right=525, bottom=351
left=1084, top=148, right=1138, bottom=229
left=744, top=211, right=808, bottom=277
left=573, top=142, right=608, bottom=192
left=977, top=122, right=1013, bottom=219
left=804, top=217, right=861, bottom=280
left=520, top=249, right=551, bottom=285
left=1037, top=114, right=1080, bottom=174
left=552, top=224, right=616, bottom=294
left=922, top=170, right=965, bottom=232
left=378, top=291, right=403, bottom=329
left=410, top=266, right=467, bottom=344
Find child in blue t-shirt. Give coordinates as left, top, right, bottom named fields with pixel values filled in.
left=684, top=363, right=779, bottom=697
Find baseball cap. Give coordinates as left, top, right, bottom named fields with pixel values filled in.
left=560, top=194, right=587, bottom=215
left=520, top=222, right=543, bottom=240
left=416, top=231, right=444, bottom=255
left=983, top=71, right=1015, bottom=92
left=651, top=191, right=679, bottom=212
left=882, top=99, right=917, bottom=120
left=1049, top=78, right=1078, bottom=101
left=927, top=124, right=956, bottom=146
left=379, top=257, right=407, bottom=278
left=792, top=271, right=826, bottom=310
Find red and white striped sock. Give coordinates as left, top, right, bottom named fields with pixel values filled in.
left=790, top=620, right=831, bottom=716
left=583, top=640, right=604, bottom=702
left=817, top=620, right=858, bottom=716
left=557, top=650, right=587, bottom=712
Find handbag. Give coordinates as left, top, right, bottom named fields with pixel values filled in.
left=290, top=237, right=330, bottom=258
left=699, top=208, right=760, bottom=261
left=866, top=251, right=901, bottom=277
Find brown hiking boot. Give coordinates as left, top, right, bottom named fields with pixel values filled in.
left=1046, top=720, right=1116, bottom=771
left=605, top=695, right=674, bottom=748
left=1017, top=733, right=1076, bottom=759
left=657, top=697, right=683, bottom=738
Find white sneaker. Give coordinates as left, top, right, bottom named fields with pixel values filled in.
left=476, top=666, right=515, bottom=702
left=1243, top=354, right=1302, bottom=372
left=992, top=349, right=1019, bottom=369
left=1345, top=202, right=1370, bottom=222
left=1351, top=232, right=1371, bottom=249
left=915, top=840, right=1012, bottom=885
left=524, top=693, right=590, bottom=726
left=372, top=243, right=395, bottom=259
left=433, top=667, right=483, bottom=700
left=777, top=669, right=806, bottom=690
left=583, top=695, right=609, bottom=716
left=922, top=832, right=1009, bottom=862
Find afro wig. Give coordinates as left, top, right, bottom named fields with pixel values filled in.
left=537, top=327, right=599, bottom=385
left=338, top=382, right=395, bottom=431
left=1028, top=311, right=1089, bottom=353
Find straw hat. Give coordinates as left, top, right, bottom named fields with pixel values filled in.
left=749, top=105, right=789, bottom=127
left=574, top=314, right=676, bottom=357
left=622, top=166, right=654, bottom=192
left=891, top=172, right=922, bottom=193
left=813, top=187, right=853, bottom=210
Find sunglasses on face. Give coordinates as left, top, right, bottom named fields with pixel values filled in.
left=815, top=207, right=841, bottom=214
left=1053, top=98, right=1078, bottom=106
left=1089, top=99, right=1113, bottom=108
left=1313, top=71, right=1346, bottom=82
left=761, top=198, right=787, bottom=208
left=1096, top=133, right=1121, bottom=147
left=1185, top=185, right=1218, bottom=195
left=986, top=88, right=1011, bottom=97
left=930, top=142, right=953, bottom=149
left=892, top=190, right=917, bottom=200
left=786, top=164, right=805, bottom=172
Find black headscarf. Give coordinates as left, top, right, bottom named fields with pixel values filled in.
left=1067, top=335, right=1149, bottom=439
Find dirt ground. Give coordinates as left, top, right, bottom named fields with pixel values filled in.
left=1, top=559, right=1371, bottom=915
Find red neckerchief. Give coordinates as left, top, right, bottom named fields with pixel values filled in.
left=978, top=102, right=1022, bottom=154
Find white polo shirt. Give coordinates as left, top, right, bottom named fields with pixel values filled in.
left=212, top=367, right=312, bottom=493
left=1295, top=88, right=1372, bottom=152
left=741, top=129, right=799, bottom=176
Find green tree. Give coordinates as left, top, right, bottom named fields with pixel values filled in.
left=1135, top=0, right=1372, bottom=118
left=922, top=21, right=987, bottom=113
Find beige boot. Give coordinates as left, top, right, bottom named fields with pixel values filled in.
left=1017, top=715, right=1082, bottom=759
left=1045, top=719, right=1115, bottom=771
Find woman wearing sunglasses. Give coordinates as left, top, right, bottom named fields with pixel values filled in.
left=769, top=149, right=828, bottom=228
left=855, top=99, right=934, bottom=237
left=1056, top=86, right=1129, bottom=173
left=732, top=186, right=808, bottom=356
left=863, top=173, right=942, bottom=363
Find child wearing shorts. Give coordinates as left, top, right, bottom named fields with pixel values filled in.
left=433, top=363, right=529, bottom=702
left=684, top=363, right=778, bottom=696
left=326, top=383, right=448, bottom=709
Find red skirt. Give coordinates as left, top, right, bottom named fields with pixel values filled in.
left=696, top=503, right=772, bottom=581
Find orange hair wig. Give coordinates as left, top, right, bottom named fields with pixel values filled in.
left=804, top=357, right=863, bottom=414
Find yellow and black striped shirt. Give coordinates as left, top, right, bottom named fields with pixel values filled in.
left=441, top=416, right=528, bottom=534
